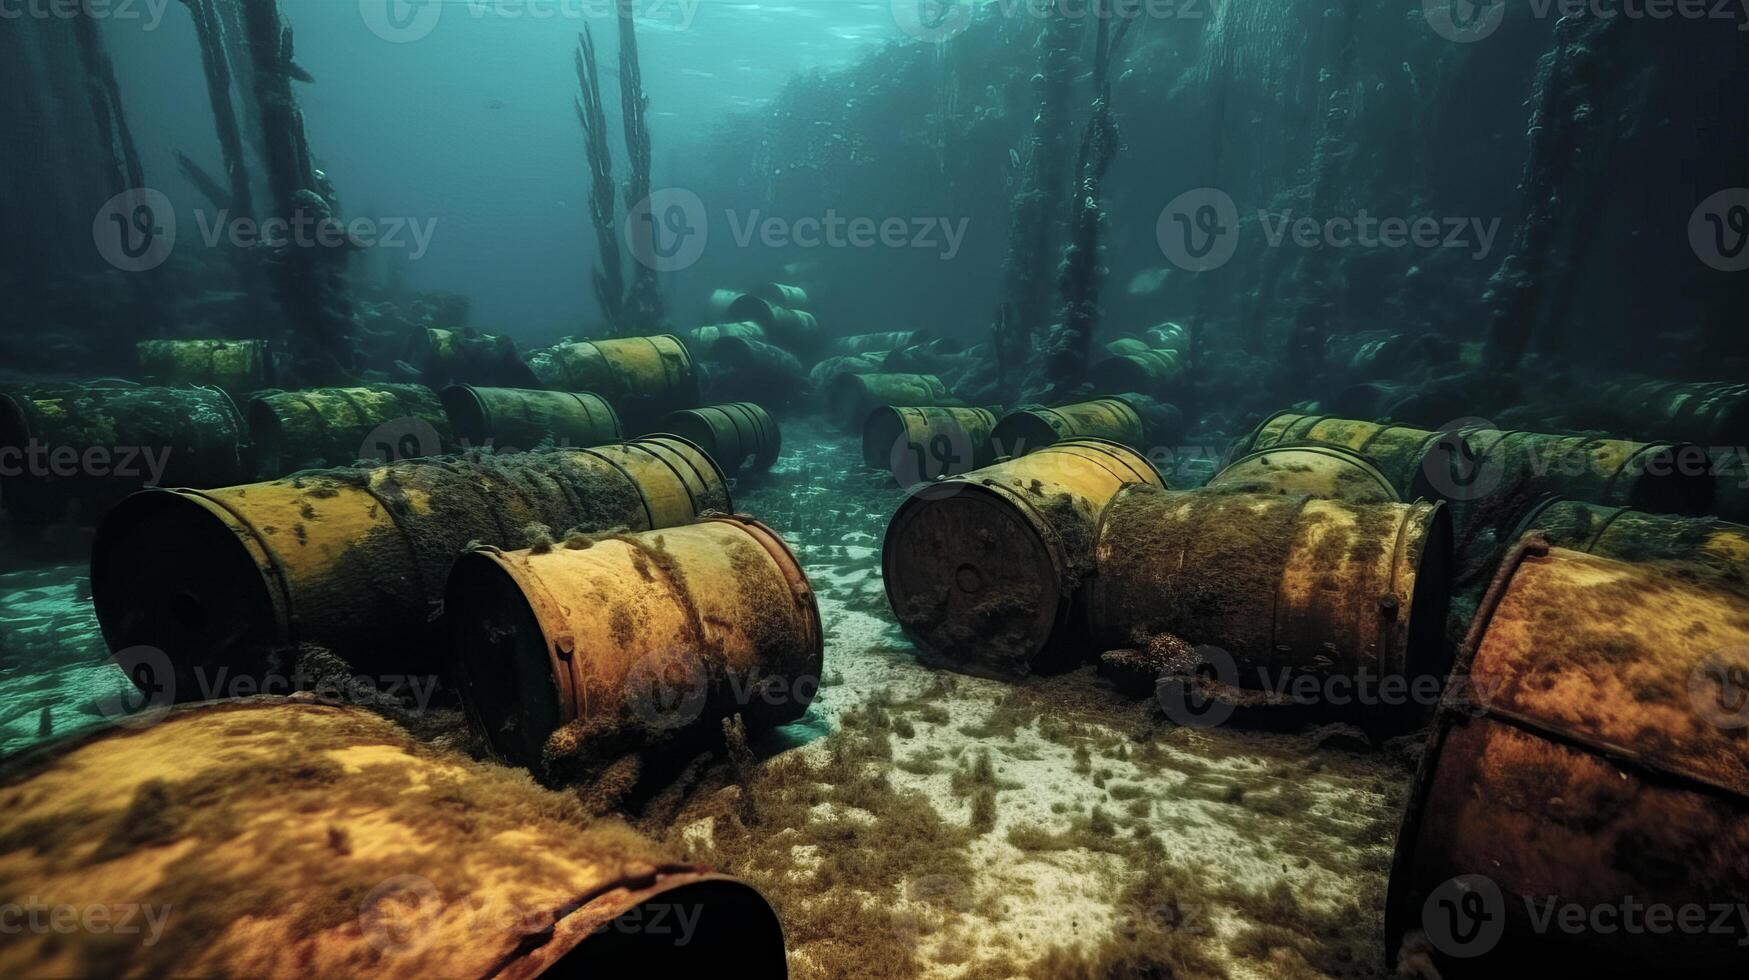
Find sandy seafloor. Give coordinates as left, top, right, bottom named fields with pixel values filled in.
left=0, top=419, right=1411, bottom=979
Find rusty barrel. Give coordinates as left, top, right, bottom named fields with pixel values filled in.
left=708, top=337, right=809, bottom=408
left=685, top=320, right=766, bottom=353
left=1207, top=443, right=1401, bottom=504
left=135, top=338, right=276, bottom=393
left=826, top=372, right=949, bottom=430
left=1602, top=378, right=1749, bottom=446
left=0, top=383, right=249, bottom=527
left=992, top=398, right=1146, bottom=458
left=862, top=406, right=998, bottom=487
left=0, top=699, right=786, bottom=977
left=1461, top=426, right=1713, bottom=516
left=883, top=439, right=1164, bottom=677
left=656, top=403, right=781, bottom=475
left=1086, top=348, right=1182, bottom=400
left=725, top=295, right=823, bottom=359
left=404, top=326, right=537, bottom=387
left=1385, top=542, right=1749, bottom=976
left=830, top=331, right=916, bottom=356
left=1087, top=487, right=1453, bottom=720
left=525, top=335, right=699, bottom=429
left=1238, top=411, right=1464, bottom=503
left=89, top=436, right=731, bottom=696
left=448, top=516, right=823, bottom=775
left=247, top=383, right=455, bottom=477
left=440, top=385, right=622, bottom=451
left=1510, top=496, right=1749, bottom=582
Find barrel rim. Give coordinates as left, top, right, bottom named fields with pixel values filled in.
left=703, top=513, right=825, bottom=679
left=1210, top=442, right=1401, bottom=503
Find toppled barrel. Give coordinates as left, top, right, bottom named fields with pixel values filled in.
left=525, top=335, right=700, bottom=429
left=135, top=339, right=276, bottom=393
left=808, top=352, right=890, bottom=388
left=749, top=281, right=811, bottom=310
left=89, top=436, right=730, bottom=697
left=706, top=337, right=809, bottom=408
left=1385, top=542, right=1749, bottom=976
left=831, top=331, right=917, bottom=356
left=440, top=385, right=622, bottom=451
left=0, top=700, right=787, bottom=977
left=1459, top=426, right=1713, bottom=516
left=1510, top=496, right=1749, bottom=581
left=725, top=295, right=823, bottom=359
left=656, top=403, right=781, bottom=475
left=1087, top=487, right=1453, bottom=726
left=247, top=383, right=455, bottom=476
left=403, top=326, right=538, bottom=387
left=1086, top=347, right=1182, bottom=401
left=685, top=320, right=767, bottom=354
left=862, top=406, right=998, bottom=487
left=827, top=372, right=950, bottom=430
left=0, top=383, right=249, bottom=526
left=883, top=439, right=1164, bottom=677
left=448, top=516, right=822, bottom=777
left=1237, top=411, right=1466, bottom=503
left=991, top=395, right=1183, bottom=458
left=1599, top=378, right=1749, bottom=446
left=1207, top=444, right=1401, bottom=504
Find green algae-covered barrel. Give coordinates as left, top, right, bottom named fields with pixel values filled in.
left=1237, top=411, right=1465, bottom=503
left=1460, top=426, right=1713, bottom=516
left=656, top=402, right=781, bottom=475
left=826, top=372, right=950, bottom=430
left=403, top=326, right=538, bottom=387
left=808, top=352, right=890, bottom=388
left=1207, top=443, right=1401, bottom=504
left=751, top=281, right=811, bottom=310
left=992, top=398, right=1146, bottom=458
left=0, top=383, right=249, bottom=527
left=1511, top=496, right=1749, bottom=582
left=89, top=436, right=731, bottom=695
left=883, top=439, right=1164, bottom=677
left=1086, top=348, right=1182, bottom=400
left=831, top=331, right=917, bottom=356
left=710, top=337, right=809, bottom=398
left=685, top=320, right=767, bottom=354
left=0, top=699, right=787, bottom=977
left=525, top=335, right=699, bottom=429
left=135, top=339, right=276, bottom=393
left=725, top=294, right=823, bottom=359
left=440, top=385, right=621, bottom=451
left=1601, top=379, right=1749, bottom=446
left=247, top=383, right=455, bottom=477
left=862, top=406, right=998, bottom=487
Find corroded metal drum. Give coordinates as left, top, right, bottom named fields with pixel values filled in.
left=831, top=331, right=916, bottom=356
left=1207, top=444, right=1401, bottom=504
left=1238, top=411, right=1464, bottom=503
left=135, top=339, right=275, bottom=392
left=524, top=335, right=699, bottom=428
left=708, top=337, right=809, bottom=407
left=247, top=383, right=455, bottom=476
left=89, top=437, right=731, bottom=695
left=0, top=700, right=787, bottom=977
left=883, top=439, right=1164, bottom=677
left=1510, top=496, right=1749, bottom=582
left=992, top=398, right=1146, bottom=458
left=1460, top=426, right=1713, bottom=516
left=1386, top=541, right=1749, bottom=976
left=440, top=385, right=621, bottom=451
left=685, top=320, right=766, bottom=353
left=1086, top=348, right=1182, bottom=400
left=826, top=373, right=950, bottom=430
left=861, top=406, right=998, bottom=487
left=403, top=326, right=537, bottom=387
left=725, top=295, right=823, bottom=359
left=0, top=383, right=249, bottom=526
left=448, top=516, right=823, bottom=775
left=1086, top=487, right=1454, bottom=722
left=1602, top=379, right=1749, bottom=446
left=750, top=281, right=811, bottom=310
left=807, top=352, right=890, bottom=387
left=656, top=403, right=781, bottom=475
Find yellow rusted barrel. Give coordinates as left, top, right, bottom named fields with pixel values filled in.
left=0, top=383, right=250, bottom=527
left=1385, top=541, right=1749, bottom=975
left=440, top=385, right=621, bottom=452
left=725, top=295, right=823, bottom=359
left=826, top=372, right=950, bottom=430
left=1208, top=444, right=1401, bottom=504
left=524, top=335, right=700, bottom=428
left=992, top=398, right=1145, bottom=458
left=1601, top=378, right=1749, bottom=445
left=448, top=516, right=823, bottom=775
left=1087, top=487, right=1454, bottom=720
left=883, top=439, right=1164, bottom=677
left=656, top=403, right=781, bottom=475
left=247, top=383, right=456, bottom=477
left=1238, top=411, right=1464, bottom=503
left=135, top=338, right=276, bottom=392
left=830, top=331, right=916, bottom=356
left=1510, top=496, right=1749, bottom=582
left=861, top=406, right=998, bottom=487
left=0, top=699, right=787, bottom=977
left=1086, top=347, right=1182, bottom=400
left=403, top=326, right=537, bottom=387
left=685, top=320, right=766, bottom=353
left=89, top=437, right=731, bottom=696
left=1460, top=425, right=1713, bottom=516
